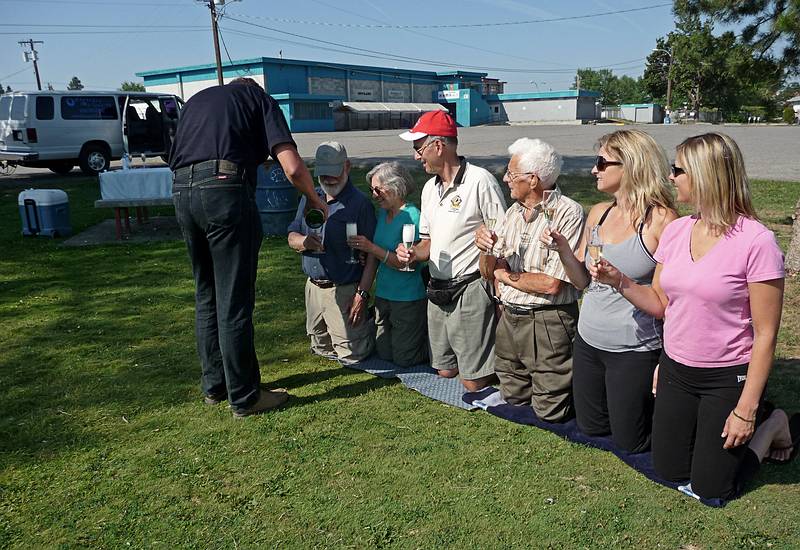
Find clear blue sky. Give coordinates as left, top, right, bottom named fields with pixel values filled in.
left=0, top=0, right=678, bottom=93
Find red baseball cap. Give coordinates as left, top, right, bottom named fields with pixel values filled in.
left=399, top=110, right=457, bottom=141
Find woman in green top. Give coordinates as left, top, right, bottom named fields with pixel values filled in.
left=347, top=162, right=428, bottom=366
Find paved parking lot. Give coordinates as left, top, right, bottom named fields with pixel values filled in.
left=3, top=123, right=799, bottom=184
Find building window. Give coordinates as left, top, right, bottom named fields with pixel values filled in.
left=493, top=106, right=499, bottom=113
left=293, top=101, right=332, bottom=120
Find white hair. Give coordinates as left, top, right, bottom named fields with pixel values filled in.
left=507, top=138, right=562, bottom=189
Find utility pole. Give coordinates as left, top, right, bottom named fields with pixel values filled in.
left=19, top=39, right=43, bottom=91
left=653, top=47, right=673, bottom=110
left=209, top=1, right=224, bottom=85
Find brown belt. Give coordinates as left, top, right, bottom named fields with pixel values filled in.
left=309, top=278, right=335, bottom=289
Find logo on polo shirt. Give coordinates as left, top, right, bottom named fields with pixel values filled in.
left=737, top=375, right=747, bottom=383
left=449, top=195, right=462, bottom=212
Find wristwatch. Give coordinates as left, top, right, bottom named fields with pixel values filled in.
left=356, top=289, right=370, bottom=300
left=508, top=272, right=521, bottom=282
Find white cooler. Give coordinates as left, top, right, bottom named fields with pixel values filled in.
left=18, top=189, right=72, bottom=238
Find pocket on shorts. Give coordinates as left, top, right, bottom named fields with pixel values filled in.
left=199, top=184, right=244, bottom=227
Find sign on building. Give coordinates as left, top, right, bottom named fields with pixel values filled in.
left=437, top=90, right=460, bottom=100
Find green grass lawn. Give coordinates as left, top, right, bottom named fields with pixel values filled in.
left=1, top=170, right=799, bottom=549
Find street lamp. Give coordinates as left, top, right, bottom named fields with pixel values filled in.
left=652, top=47, right=673, bottom=111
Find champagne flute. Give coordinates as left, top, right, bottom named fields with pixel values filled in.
left=585, top=225, right=604, bottom=293
left=540, top=189, right=559, bottom=250
left=400, top=223, right=415, bottom=272
left=305, top=208, right=325, bottom=255
left=345, top=222, right=359, bottom=264
left=482, top=203, right=501, bottom=256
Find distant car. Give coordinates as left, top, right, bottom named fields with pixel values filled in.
left=0, top=90, right=183, bottom=175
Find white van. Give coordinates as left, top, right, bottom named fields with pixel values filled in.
left=0, top=90, right=183, bottom=175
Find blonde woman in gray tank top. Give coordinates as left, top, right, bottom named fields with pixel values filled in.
left=544, top=129, right=677, bottom=453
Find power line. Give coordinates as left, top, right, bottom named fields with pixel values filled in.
left=296, top=0, right=569, bottom=69
left=0, top=66, right=32, bottom=81
left=225, top=3, right=672, bottom=29
left=223, top=16, right=645, bottom=74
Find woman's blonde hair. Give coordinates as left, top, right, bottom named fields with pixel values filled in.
left=676, top=132, right=756, bottom=235
left=598, top=129, right=675, bottom=225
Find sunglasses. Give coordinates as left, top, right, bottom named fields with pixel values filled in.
left=594, top=155, right=623, bottom=171
left=413, top=138, right=439, bottom=155
left=370, top=186, right=386, bottom=197
left=670, top=164, right=686, bottom=177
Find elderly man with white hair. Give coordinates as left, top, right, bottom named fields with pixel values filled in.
left=476, top=138, right=585, bottom=422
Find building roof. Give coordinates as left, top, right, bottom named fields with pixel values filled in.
left=486, top=90, right=601, bottom=101
left=136, top=56, right=449, bottom=79
left=787, top=95, right=800, bottom=104
left=338, top=102, right=448, bottom=113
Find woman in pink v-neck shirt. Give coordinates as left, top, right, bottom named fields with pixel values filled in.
left=592, top=133, right=786, bottom=501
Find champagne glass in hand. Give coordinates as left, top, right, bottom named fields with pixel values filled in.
left=400, top=223, right=415, bottom=272
left=482, top=203, right=501, bottom=256
left=540, top=189, right=560, bottom=250
left=585, top=225, right=604, bottom=293
left=345, top=222, right=359, bottom=264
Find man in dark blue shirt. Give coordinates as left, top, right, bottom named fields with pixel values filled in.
left=288, top=141, right=377, bottom=364
left=170, top=78, right=327, bottom=418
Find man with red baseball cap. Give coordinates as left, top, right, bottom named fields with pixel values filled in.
left=396, top=110, right=507, bottom=392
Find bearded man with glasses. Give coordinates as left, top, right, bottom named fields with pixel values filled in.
left=396, top=111, right=507, bottom=392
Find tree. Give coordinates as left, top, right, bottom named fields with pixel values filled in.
left=572, top=68, right=646, bottom=105
left=678, top=0, right=800, bottom=75
left=0, top=82, right=4, bottom=94
left=119, top=81, right=145, bottom=92
left=67, top=76, right=84, bottom=90
left=642, top=14, right=782, bottom=117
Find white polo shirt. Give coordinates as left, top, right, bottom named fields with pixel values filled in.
left=419, top=159, right=507, bottom=280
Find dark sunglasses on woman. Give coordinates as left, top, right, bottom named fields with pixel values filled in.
left=595, top=155, right=623, bottom=171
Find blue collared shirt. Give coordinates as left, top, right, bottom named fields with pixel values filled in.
left=287, top=180, right=377, bottom=284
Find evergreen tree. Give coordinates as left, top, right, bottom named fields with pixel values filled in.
left=67, top=76, right=84, bottom=90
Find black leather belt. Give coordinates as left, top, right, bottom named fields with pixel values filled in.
left=173, top=159, right=240, bottom=181
left=503, top=303, right=563, bottom=315
left=310, top=279, right=335, bottom=289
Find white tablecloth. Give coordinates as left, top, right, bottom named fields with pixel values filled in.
left=99, top=167, right=172, bottom=200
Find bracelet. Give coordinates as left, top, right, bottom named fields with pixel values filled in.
left=382, top=249, right=390, bottom=263
left=732, top=409, right=755, bottom=423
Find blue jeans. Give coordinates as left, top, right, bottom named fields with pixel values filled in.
left=172, top=169, right=263, bottom=412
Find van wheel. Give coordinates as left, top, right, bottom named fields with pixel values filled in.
left=79, top=145, right=110, bottom=175
left=48, top=161, right=74, bottom=175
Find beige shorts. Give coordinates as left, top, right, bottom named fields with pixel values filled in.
left=427, top=277, right=496, bottom=380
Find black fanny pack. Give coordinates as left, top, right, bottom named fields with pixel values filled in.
left=426, top=271, right=481, bottom=306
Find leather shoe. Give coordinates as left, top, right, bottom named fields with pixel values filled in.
left=232, top=389, right=289, bottom=418
left=203, top=392, right=228, bottom=405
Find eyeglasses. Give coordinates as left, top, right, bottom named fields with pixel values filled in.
left=370, top=186, right=386, bottom=197
left=413, top=138, right=439, bottom=155
left=504, top=169, right=534, bottom=180
left=594, top=155, right=623, bottom=171
left=670, top=164, right=686, bottom=177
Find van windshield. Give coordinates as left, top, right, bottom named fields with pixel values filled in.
left=0, top=96, right=10, bottom=120
left=10, top=96, right=26, bottom=121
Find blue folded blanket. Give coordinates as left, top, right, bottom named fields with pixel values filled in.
left=463, top=387, right=728, bottom=507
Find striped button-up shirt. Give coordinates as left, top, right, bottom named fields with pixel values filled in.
left=495, top=189, right=585, bottom=307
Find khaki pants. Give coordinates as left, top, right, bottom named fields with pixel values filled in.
left=427, top=277, right=496, bottom=380
left=495, top=302, right=578, bottom=422
left=374, top=297, right=428, bottom=367
left=305, top=279, right=375, bottom=364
